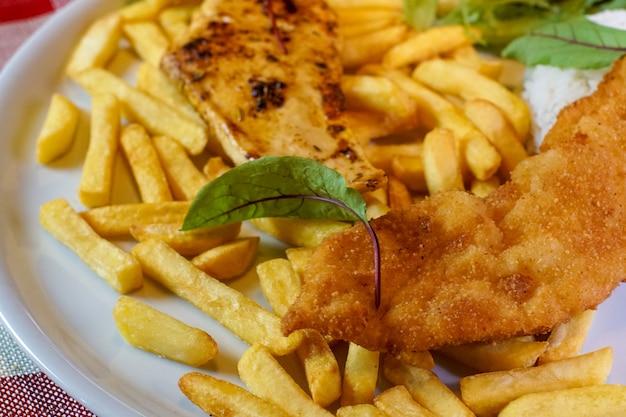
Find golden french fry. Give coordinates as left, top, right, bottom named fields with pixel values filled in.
left=153, top=135, right=208, bottom=201
left=73, top=68, right=208, bottom=155
left=387, top=175, right=414, bottom=209
left=438, top=337, right=549, bottom=372
left=341, top=343, right=380, bottom=406
left=342, top=74, right=417, bottom=118
left=383, top=355, right=475, bottom=417
left=538, top=309, right=596, bottom=364
left=470, top=176, right=500, bottom=197
left=40, top=198, right=143, bottom=293
left=296, top=329, right=342, bottom=407
left=360, top=66, right=500, bottom=180
left=339, top=16, right=401, bottom=38
left=392, top=351, right=435, bottom=369
left=341, top=24, right=408, bottom=69
left=131, top=239, right=302, bottom=356
left=135, top=62, right=203, bottom=124
left=123, top=21, right=170, bottom=67
left=119, top=0, right=160, bottom=21
left=159, top=5, right=196, bottom=42
left=383, top=25, right=480, bottom=69
left=120, top=123, right=173, bottom=203
left=499, top=384, right=626, bottom=417
left=413, top=59, right=531, bottom=140
left=335, top=7, right=402, bottom=27
left=80, top=201, right=190, bottom=237
left=238, top=344, right=334, bottom=417
left=463, top=99, right=528, bottom=176
left=257, top=258, right=301, bottom=318
left=460, top=347, right=614, bottom=417
left=390, top=155, right=428, bottom=193
left=336, top=404, right=389, bottom=417
left=179, top=372, right=293, bottom=417
left=191, top=237, right=259, bottom=280
left=422, top=128, right=464, bottom=194
left=65, top=12, right=122, bottom=77
left=445, top=45, right=503, bottom=80
left=202, top=156, right=231, bottom=181
left=364, top=142, right=423, bottom=174
left=113, top=296, right=217, bottom=366
left=374, top=385, right=438, bottom=417
left=129, top=221, right=241, bottom=256
left=285, top=246, right=315, bottom=281
left=36, top=93, right=80, bottom=164
left=78, top=94, right=120, bottom=207
left=249, top=217, right=350, bottom=248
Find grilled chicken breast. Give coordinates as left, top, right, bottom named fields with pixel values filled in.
left=161, top=0, right=385, bottom=192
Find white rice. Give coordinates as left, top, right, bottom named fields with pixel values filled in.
left=522, top=9, right=626, bottom=149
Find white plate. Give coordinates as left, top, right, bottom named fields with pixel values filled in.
left=0, top=1, right=625, bottom=416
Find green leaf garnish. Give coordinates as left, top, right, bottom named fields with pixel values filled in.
left=502, top=16, right=626, bottom=68
left=182, top=156, right=383, bottom=307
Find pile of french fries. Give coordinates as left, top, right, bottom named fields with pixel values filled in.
left=34, top=0, right=626, bottom=415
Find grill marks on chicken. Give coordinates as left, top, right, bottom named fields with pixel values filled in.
left=282, top=57, right=626, bottom=354
left=160, top=0, right=385, bottom=192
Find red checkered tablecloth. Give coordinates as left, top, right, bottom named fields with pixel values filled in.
left=0, top=2, right=98, bottom=415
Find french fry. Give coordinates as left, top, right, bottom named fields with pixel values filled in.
left=339, top=17, right=401, bottom=38
left=129, top=221, right=241, bottom=256
left=341, top=24, right=408, bottom=70
left=130, top=239, right=302, bottom=355
left=65, top=12, right=122, bottom=77
left=152, top=135, right=208, bottom=200
left=72, top=68, right=208, bottom=155
left=123, top=20, right=170, bottom=67
left=360, top=66, right=500, bottom=180
left=463, top=99, right=528, bottom=176
left=80, top=201, right=190, bottom=237
left=113, top=296, right=217, bottom=366
left=460, top=347, right=614, bottom=417
left=438, top=337, right=549, bottom=372
left=445, top=45, right=503, bottom=80
left=334, top=7, right=402, bottom=27
left=374, top=385, right=438, bottom=417
left=119, top=0, right=161, bottom=21
left=392, top=350, right=435, bottom=369
left=257, top=259, right=301, bottom=318
left=78, top=93, right=120, bottom=207
left=336, top=404, right=389, bottom=417
left=159, top=5, right=196, bottom=42
left=383, top=25, right=480, bottom=69
left=387, top=175, right=414, bottom=209
left=257, top=259, right=341, bottom=407
left=538, top=309, right=595, bottom=364
left=422, top=128, right=464, bottom=194
left=498, top=384, right=626, bottom=417
left=390, top=155, right=428, bottom=193
left=249, top=217, right=350, bottom=248
left=191, top=237, right=260, bottom=280
left=413, top=59, right=531, bottom=140
left=135, top=62, right=203, bottom=124
left=285, top=246, right=315, bottom=280
left=202, top=156, right=231, bottom=181
left=383, top=355, right=475, bottom=417
left=238, top=344, right=334, bottom=417
left=470, top=176, right=500, bottom=197
left=120, top=123, right=173, bottom=203
left=39, top=198, right=143, bottom=293
left=36, top=93, right=80, bottom=164
left=364, top=142, right=423, bottom=174
left=179, top=372, right=293, bottom=417
left=341, top=343, right=380, bottom=406
left=342, top=75, right=416, bottom=118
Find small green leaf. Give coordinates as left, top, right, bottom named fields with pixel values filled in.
left=182, top=156, right=367, bottom=231
left=403, top=0, right=438, bottom=31
left=502, top=16, right=626, bottom=68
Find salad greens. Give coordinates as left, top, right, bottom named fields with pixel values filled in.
left=182, top=156, right=383, bottom=307
left=404, top=0, right=626, bottom=67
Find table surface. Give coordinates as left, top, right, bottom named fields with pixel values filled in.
left=0, top=2, right=98, bottom=415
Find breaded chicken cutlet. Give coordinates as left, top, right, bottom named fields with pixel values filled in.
left=282, top=56, right=626, bottom=354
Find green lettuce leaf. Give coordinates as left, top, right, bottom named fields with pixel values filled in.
left=403, top=0, right=438, bottom=31
left=182, top=155, right=367, bottom=230
left=502, top=16, right=626, bottom=68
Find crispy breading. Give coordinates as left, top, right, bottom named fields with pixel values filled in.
left=282, top=57, right=626, bottom=353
